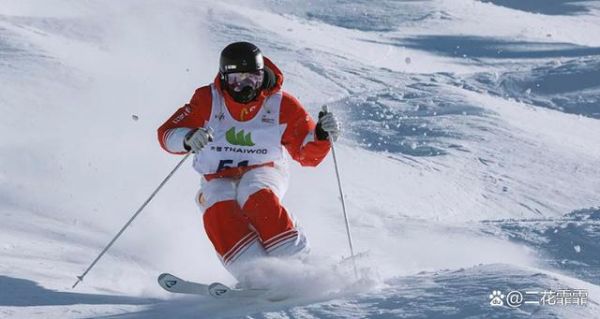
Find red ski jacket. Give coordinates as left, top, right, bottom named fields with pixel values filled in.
left=157, top=57, right=331, bottom=179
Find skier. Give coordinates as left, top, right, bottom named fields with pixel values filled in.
left=157, top=42, right=340, bottom=282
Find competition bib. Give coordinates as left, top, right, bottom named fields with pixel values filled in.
left=193, top=84, right=284, bottom=175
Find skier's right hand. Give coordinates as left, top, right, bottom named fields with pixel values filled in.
left=184, top=127, right=213, bottom=152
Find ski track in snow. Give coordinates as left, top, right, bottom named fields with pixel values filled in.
left=1, top=0, right=600, bottom=318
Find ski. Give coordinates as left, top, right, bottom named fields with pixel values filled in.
left=157, top=273, right=268, bottom=299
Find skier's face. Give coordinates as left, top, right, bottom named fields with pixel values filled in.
left=225, top=71, right=264, bottom=93
left=224, top=70, right=264, bottom=103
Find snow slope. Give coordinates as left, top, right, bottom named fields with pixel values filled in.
left=1, top=0, right=600, bottom=318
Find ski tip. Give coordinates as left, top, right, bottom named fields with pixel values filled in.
left=157, top=273, right=170, bottom=281
left=158, top=273, right=181, bottom=292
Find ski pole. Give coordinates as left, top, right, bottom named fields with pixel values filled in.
left=322, top=105, right=358, bottom=279
left=72, top=152, right=192, bottom=289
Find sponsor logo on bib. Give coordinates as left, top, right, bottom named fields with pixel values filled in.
left=226, top=127, right=255, bottom=146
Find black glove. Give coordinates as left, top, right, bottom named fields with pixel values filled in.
left=316, top=109, right=340, bottom=141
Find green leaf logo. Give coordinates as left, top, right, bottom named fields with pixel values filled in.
left=225, top=127, right=255, bottom=146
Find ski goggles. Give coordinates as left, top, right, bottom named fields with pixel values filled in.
left=225, top=70, right=264, bottom=92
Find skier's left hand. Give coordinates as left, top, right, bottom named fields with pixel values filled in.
left=316, top=109, right=341, bottom=142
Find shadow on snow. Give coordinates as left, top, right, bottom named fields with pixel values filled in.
left=479, top=0, right=593, bottom=16
left=337, top=81, right=487, bottom=157
left=482, top=208, right=600, bottom=285
left=0, top=276, right=156, bottom=307
left=467, top=58, right=600, bottom=119
left=385, top=36, right=600, bottom=60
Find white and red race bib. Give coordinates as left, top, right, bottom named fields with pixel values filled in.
left=193, top=84, right=285, bottom=175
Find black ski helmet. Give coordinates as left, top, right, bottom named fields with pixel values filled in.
left=220, top=42, right=264, bottom=74
left=219, top=42, right=265, bottom=103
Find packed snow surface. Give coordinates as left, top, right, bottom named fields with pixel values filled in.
left=1, top=0, right=600, bottom=318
